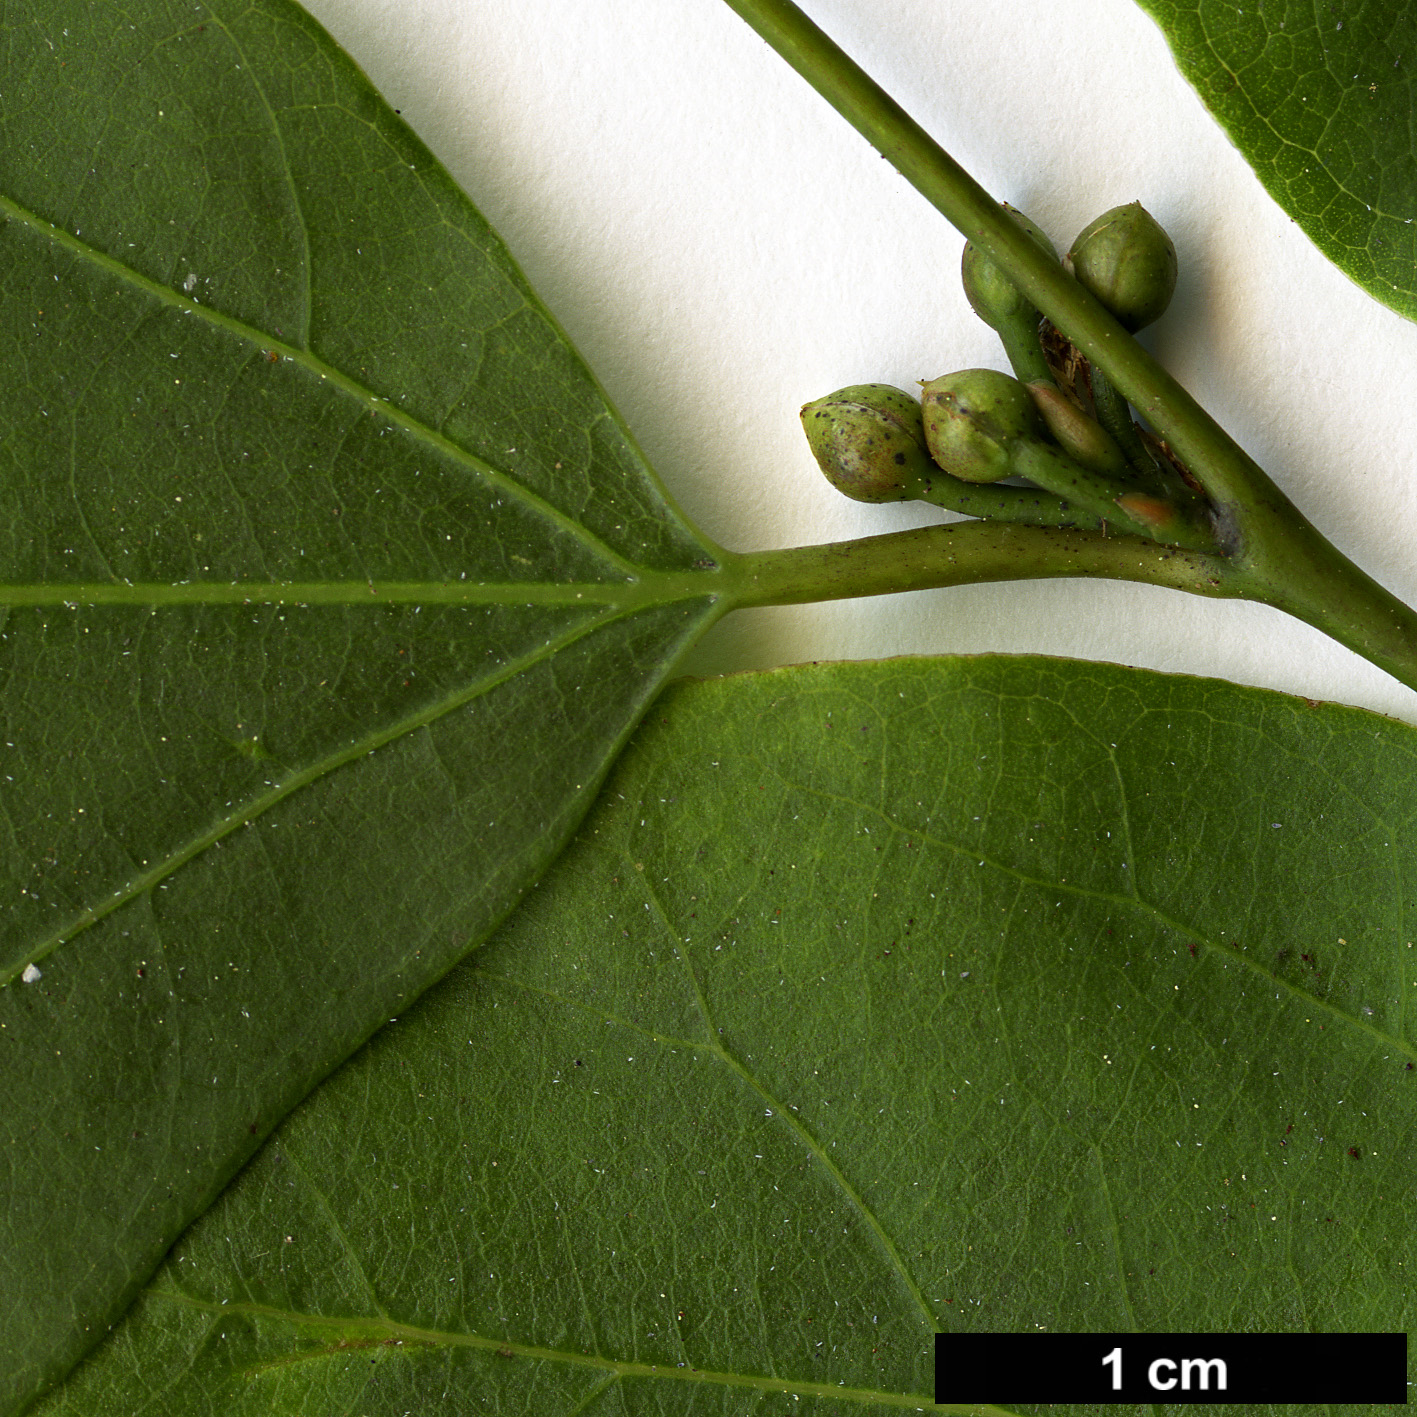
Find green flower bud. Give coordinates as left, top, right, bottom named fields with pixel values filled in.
left=919, top=369, right=1044, bottom=483
left=1063, top=201, right=1177, bottom=332
left=961, top=203, right=1057, bottom=332
left=800, top=384, right=937, bottom=503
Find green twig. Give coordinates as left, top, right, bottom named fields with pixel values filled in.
left=718, top=0, right=1417, bottom=695
left=729, top=521, right=1233, bottom=607
left=997, top=322, right=1053, bottom=388
left=1007, top=443, right=1214, bottom=551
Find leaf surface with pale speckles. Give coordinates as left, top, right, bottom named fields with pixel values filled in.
left=1135, top=0, right=1417, bottom=319
left=0, top=1, right=729, bottom=1407
left=36, top=657, right=1415, bottom=1415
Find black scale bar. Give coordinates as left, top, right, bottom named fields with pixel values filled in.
left=935, top=1332, right=1409, bottom=1404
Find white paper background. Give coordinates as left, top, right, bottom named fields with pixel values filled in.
left=299, top=0, right=1417, bottom=724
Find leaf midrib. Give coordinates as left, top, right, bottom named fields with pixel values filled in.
left=0, top=574, right=728, bottom=606
left=0, top=190, right=652, bottom=579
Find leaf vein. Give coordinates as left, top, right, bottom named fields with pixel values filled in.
left=633, top=866, right=942, bottom=1337
left=142, top=1290, right=941, bottom=1408
left=772, top=777, right=1417, bottom=1059
left=3, top=604, right=618, bottom=985
left=0, top=191, right=637, bottom=578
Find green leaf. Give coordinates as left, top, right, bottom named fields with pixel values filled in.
left=1133, top=0, right=1417, bottom=320
left=38, top=657, right=1416, bottom=1414
left=0, top=1, right=729, bottom=1406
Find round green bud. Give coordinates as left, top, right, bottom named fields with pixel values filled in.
left=799, top=384, right=936, bottom=503
left=919, top=369, right=1044, bottom=483
left=961, top=203, right=1058, bottom=332
left=1064, top=201, right=1177, bottom=332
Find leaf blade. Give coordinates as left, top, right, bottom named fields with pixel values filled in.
left=0, top=0, right=728, bottom=1408
left=38, top=656, right=1416, bottom=1413
left=1133, top=0, right=1417, bottom=320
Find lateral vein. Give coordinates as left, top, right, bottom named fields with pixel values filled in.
left=0, top=190, right=639, bottom=576
left=3, top=606, right=617, bottom=986
left=146, top=1290, right=940, bottom=1409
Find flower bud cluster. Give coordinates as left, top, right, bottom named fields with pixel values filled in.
left=801, top=200, right=1200, bottom=545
